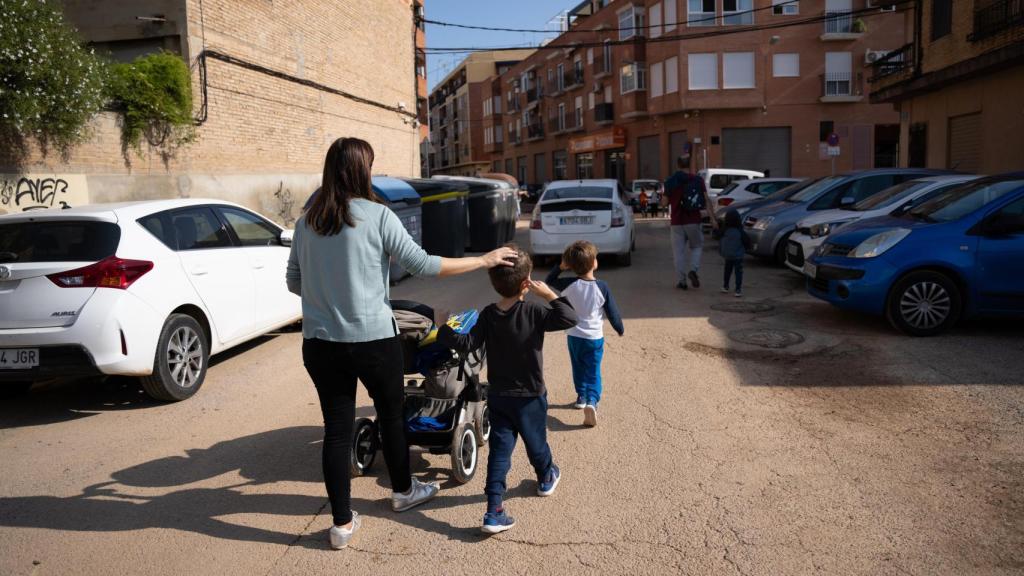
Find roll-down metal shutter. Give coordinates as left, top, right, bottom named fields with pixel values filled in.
left=722, top=127, right=792, bottom=177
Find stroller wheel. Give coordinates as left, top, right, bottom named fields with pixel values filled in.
left=450, top=424, right=478, bottom=484
left=350, top=417, right=378, bottom=477
left=474, top=403, right=491, bottom=447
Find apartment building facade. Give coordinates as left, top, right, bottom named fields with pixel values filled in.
left=483, top=0, right=904, bottom=188
left=1, top=0, right=426, bottom=223
left=869, top=0, right=1024, bottom=173
left=426, top=50, right=536, bottom=176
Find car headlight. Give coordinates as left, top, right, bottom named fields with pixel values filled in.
left=809, top=220, right=854, bottom=238
left=751, top=216, right=774, bottom=231
left=850, top=228, right=911, bottom=258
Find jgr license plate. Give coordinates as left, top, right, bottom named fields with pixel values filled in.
left=560, top=216, right=594, bottom=225
left=804, top=262, right=817, bottom=279
left=0, top=348, right=39, bottom=369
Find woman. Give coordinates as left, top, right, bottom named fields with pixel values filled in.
left=286, top=137, right=514, bottom=549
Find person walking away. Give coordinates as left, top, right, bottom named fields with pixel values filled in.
left=662, top=154, right=717, bottom=290
left=437, top=245, right=577, bottom=535
left=545, top=241, right=624, bottom=427
left=718, top=209, right=751, bottom=297
left=287, top=137, right=516, bottom=550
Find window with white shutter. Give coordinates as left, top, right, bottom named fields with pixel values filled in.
left=688, top=53, right=717, bottom=90
left=723, top=52, right=755, bottom=89
left=651, top=61, right=664, bottom=97
left=666, top=56, right=679, bottom=93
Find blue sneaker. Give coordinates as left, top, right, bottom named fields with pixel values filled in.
left=481, top=509, right=516, bottom=534
left=537, top=464, right=561, bottom=497
left=573, top=396, right=586, bottom=409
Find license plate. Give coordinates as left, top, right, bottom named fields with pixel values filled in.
left=0, top=348, right=39, bottom=369
left=788, top=243, right=799, bottom=256
left=559, top=216, right=594, bottom=226
left=804, top=262, right=817, bottom=279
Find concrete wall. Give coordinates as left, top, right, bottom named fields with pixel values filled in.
left=2, top=0, right=421, bottom=224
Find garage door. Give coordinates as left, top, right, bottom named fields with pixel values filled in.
left=722, top=127, right=791, bottom=177
left=948, top=113, right=981, bottom=173
left=637, top=135, right=661, bottom=180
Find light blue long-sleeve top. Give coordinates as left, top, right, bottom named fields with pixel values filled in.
left=286, top=198, right=442, bottom=342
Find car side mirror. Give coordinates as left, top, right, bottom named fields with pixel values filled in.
left=279, top=229, right=294, bottom=247
left=840, top=196, right=855, bottom=206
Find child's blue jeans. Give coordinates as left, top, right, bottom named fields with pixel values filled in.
left=486, top=394, right=554, bottom=510
left=567, top=335, right=604, bottom=406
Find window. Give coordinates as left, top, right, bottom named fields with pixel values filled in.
left=576, top=153, right=594, bottom=179
left=553, top=150, right=568, bottom=180
left=587, top=48, right=594, bottom=65
left=493, top=96, right=502, bottom=114
left=618, top=5, right=645, bottom=40
left=574, top=96, right=583, bottom=127
left=824, top=52, right=853, bottom=96
left=666, top=56, right=679, bottom=93
left=219, top=207, right=280, bottom=247
left=651, top=61, right=664, bottom=97
left=168, top=208, right=232, bottom=251
left=588, top=92, right=596, bottom=110
left=772, top=53, right=799, bottom=77
left=603, top=42, right=613, bottom=73
left=910, top=179, right=1024, bottom=223
left=688, top=0, right=716, bottom=26
left=650, top=2, right=663, bottom=38
left=723, top=0, right=754, bottom=25
left=723, top=52, right=755, bottom=88
left=772, top=0, right=798, bottom=15
left=558, top=103, right=566, bottom=131
left=620, top=62, right=647, bottom=93
left=495, top=126, right=504, bottom=143
left=1, top=221, right=120, bottom=262
left=987, top=197, right=1024, bottom=235
left=665, top=0, right=677, bottom=32
left=505, top=158, right=513, bottom=176
left=931, top=0, right=952, bottom=40
left=688, top=53, right=717, bottom=90
left=557, top=63, right=565, bottom=91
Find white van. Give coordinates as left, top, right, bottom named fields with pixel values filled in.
left=698, top=168, right=765, bottom=198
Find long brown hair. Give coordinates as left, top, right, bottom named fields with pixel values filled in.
left=306, top=137, right=378, bottom=235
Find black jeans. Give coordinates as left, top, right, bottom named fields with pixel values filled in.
left=303, top=337, right=411, bottom=526
left=724, top=258, right=744, bottom=291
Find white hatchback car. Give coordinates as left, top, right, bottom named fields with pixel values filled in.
left=784, top=175, right=981, bottom=274
left=698, top=168, right=765, bottom=199
left=0, top=200, right=301, bottom=400
left=529, top=179, right=635, bottom=266
left=712, top=177, right=803, bottom=212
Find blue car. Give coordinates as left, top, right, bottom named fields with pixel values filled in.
left=805, top=173, right=1024, bottom=336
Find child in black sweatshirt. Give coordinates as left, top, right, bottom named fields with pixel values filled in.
left=438, top=245, right=577, bottom=535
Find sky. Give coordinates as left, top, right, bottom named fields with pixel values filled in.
left=425, top=0, right=579, bottom=90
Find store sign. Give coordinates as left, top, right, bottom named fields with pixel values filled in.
left=569, top=126, right=626, bottom=154
left=0, top=174, right=90, bottom=214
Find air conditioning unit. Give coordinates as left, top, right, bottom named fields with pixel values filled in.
left=867, top=1, right=897, bottom=11
left=865, top=50, right=891, bottom=64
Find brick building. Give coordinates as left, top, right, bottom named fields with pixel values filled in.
left=869, top=0, right=1024, bottom=173
left=482, top=0, right=904, bottom=189
left=426, top=50, right=536, bottom=177
left=1, top=0, right=427, bottom=223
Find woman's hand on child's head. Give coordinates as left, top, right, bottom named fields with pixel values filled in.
left=481, top=246, right=518, bottom=268
left=528, top=279, right=558, bottom=302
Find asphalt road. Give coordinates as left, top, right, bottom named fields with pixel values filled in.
left=1, top=218, right=1022, bottom=576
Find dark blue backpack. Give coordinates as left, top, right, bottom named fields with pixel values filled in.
left=669, top=171, right=705, bottom=211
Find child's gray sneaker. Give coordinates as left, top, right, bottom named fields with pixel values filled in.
left=583, top=404, right=597, bottom=427
left=392, top=477, right=439, bottom=512
left=329, top=511, right=361, bottom=549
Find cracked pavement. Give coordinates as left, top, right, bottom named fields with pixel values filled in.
left=1, top=218, right=1022, bottom=575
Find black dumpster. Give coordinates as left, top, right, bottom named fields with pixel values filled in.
left=401, top=178, right=468, bottom=258
left=501, top=186, right=520, bottom=242
left=432, top=176, right=509, bottom=252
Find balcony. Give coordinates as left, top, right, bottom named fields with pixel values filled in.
left=820, top=71, right=864, bottom=102
left=510, top=130, right=523, bottom=145
left=868, top=43, right=914, bottom=84
left=565, top=69, right=585, bottom=91
left=594, top=102, right=614, bottom=124
left=526, top=87, right=540, bottom=104
left=820, top=10, right=863, bottom=41
left=593, top=52, right=612, bottom=78
left=969, top=0, right=1024, bottom=42
left=527, top=123, right=545, bottom=141
left=549, top=117, right=566, bottom=135
left=484, top=141, right=504, bottom=154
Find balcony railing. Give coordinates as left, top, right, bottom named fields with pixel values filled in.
left=527, top=123, right=545, bottom=141
left=969, top=0, right=1024, bottom=41
left=593, top=52, right=612, bottom=76
left=526, top=87, right=539, bottom=103
left=823, top=10, right=855, bottom=34
left=822, top=71, right=854, bottom=97
left=594, top=102, right=614, bottom=123
left=549, top=117, right=566, bottom=134
left=510, top=130, right=522, bottom=145
left=565, top=70, right=585, bottom=90
left=868, top=43, right=914, bottom=83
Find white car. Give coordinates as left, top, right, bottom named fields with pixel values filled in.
left=712, top=177, right=802, bottom=212
left=784, top=175, right=981, bottom=274
left=529, top=179, right=635, bottom=266
left=698, top=168, right=765, bottom=199
left=0, top=200, right=301, bottom=400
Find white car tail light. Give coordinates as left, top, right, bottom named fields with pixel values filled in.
left=718, top=198, right=734, bottom=207
left=530, top=206, right=542, bottom=230
left=47, top=256, right=153, bottom=289
left=611, top=206, right=625, bottom=228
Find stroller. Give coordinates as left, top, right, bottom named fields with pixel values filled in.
left=350, top=300, right=489, bottom=484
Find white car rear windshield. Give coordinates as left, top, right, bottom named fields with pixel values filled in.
left=0, top=221, right=120, bottom=263
left=543, top=186, right=614, bottom=201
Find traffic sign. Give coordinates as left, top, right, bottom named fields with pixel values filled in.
left=827, top=133, right=840, bottom=147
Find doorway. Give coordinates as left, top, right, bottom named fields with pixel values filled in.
left=874, top=124, right=899, bottom=168
left=605, top=149, right=626, bottom=189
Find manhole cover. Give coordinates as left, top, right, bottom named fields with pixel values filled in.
left=711, top=302, right=775, bottom=314
left=728, top=328, right=805, bottom=349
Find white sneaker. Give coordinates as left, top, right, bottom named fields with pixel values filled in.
left=392, top=477, right=439, bottom=512
left=583, top=405, right=597, bottom=427
left=573, top=396, right=586, bottom=409
left=329, top=512, right=361, bottom=549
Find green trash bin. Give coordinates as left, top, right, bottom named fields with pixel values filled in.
left=401, top=178, right=469, bottom=258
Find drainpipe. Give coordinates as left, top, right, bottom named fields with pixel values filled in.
left=913, top=0, right=923, bottom=78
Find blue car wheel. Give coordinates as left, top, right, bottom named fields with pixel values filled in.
left=886, top=271, right=963, bottom=336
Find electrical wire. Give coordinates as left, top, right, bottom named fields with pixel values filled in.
left=422, top=1, right=910, bottom=54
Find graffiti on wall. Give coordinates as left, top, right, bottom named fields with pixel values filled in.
left=0, top=175, right=90, bottom=214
